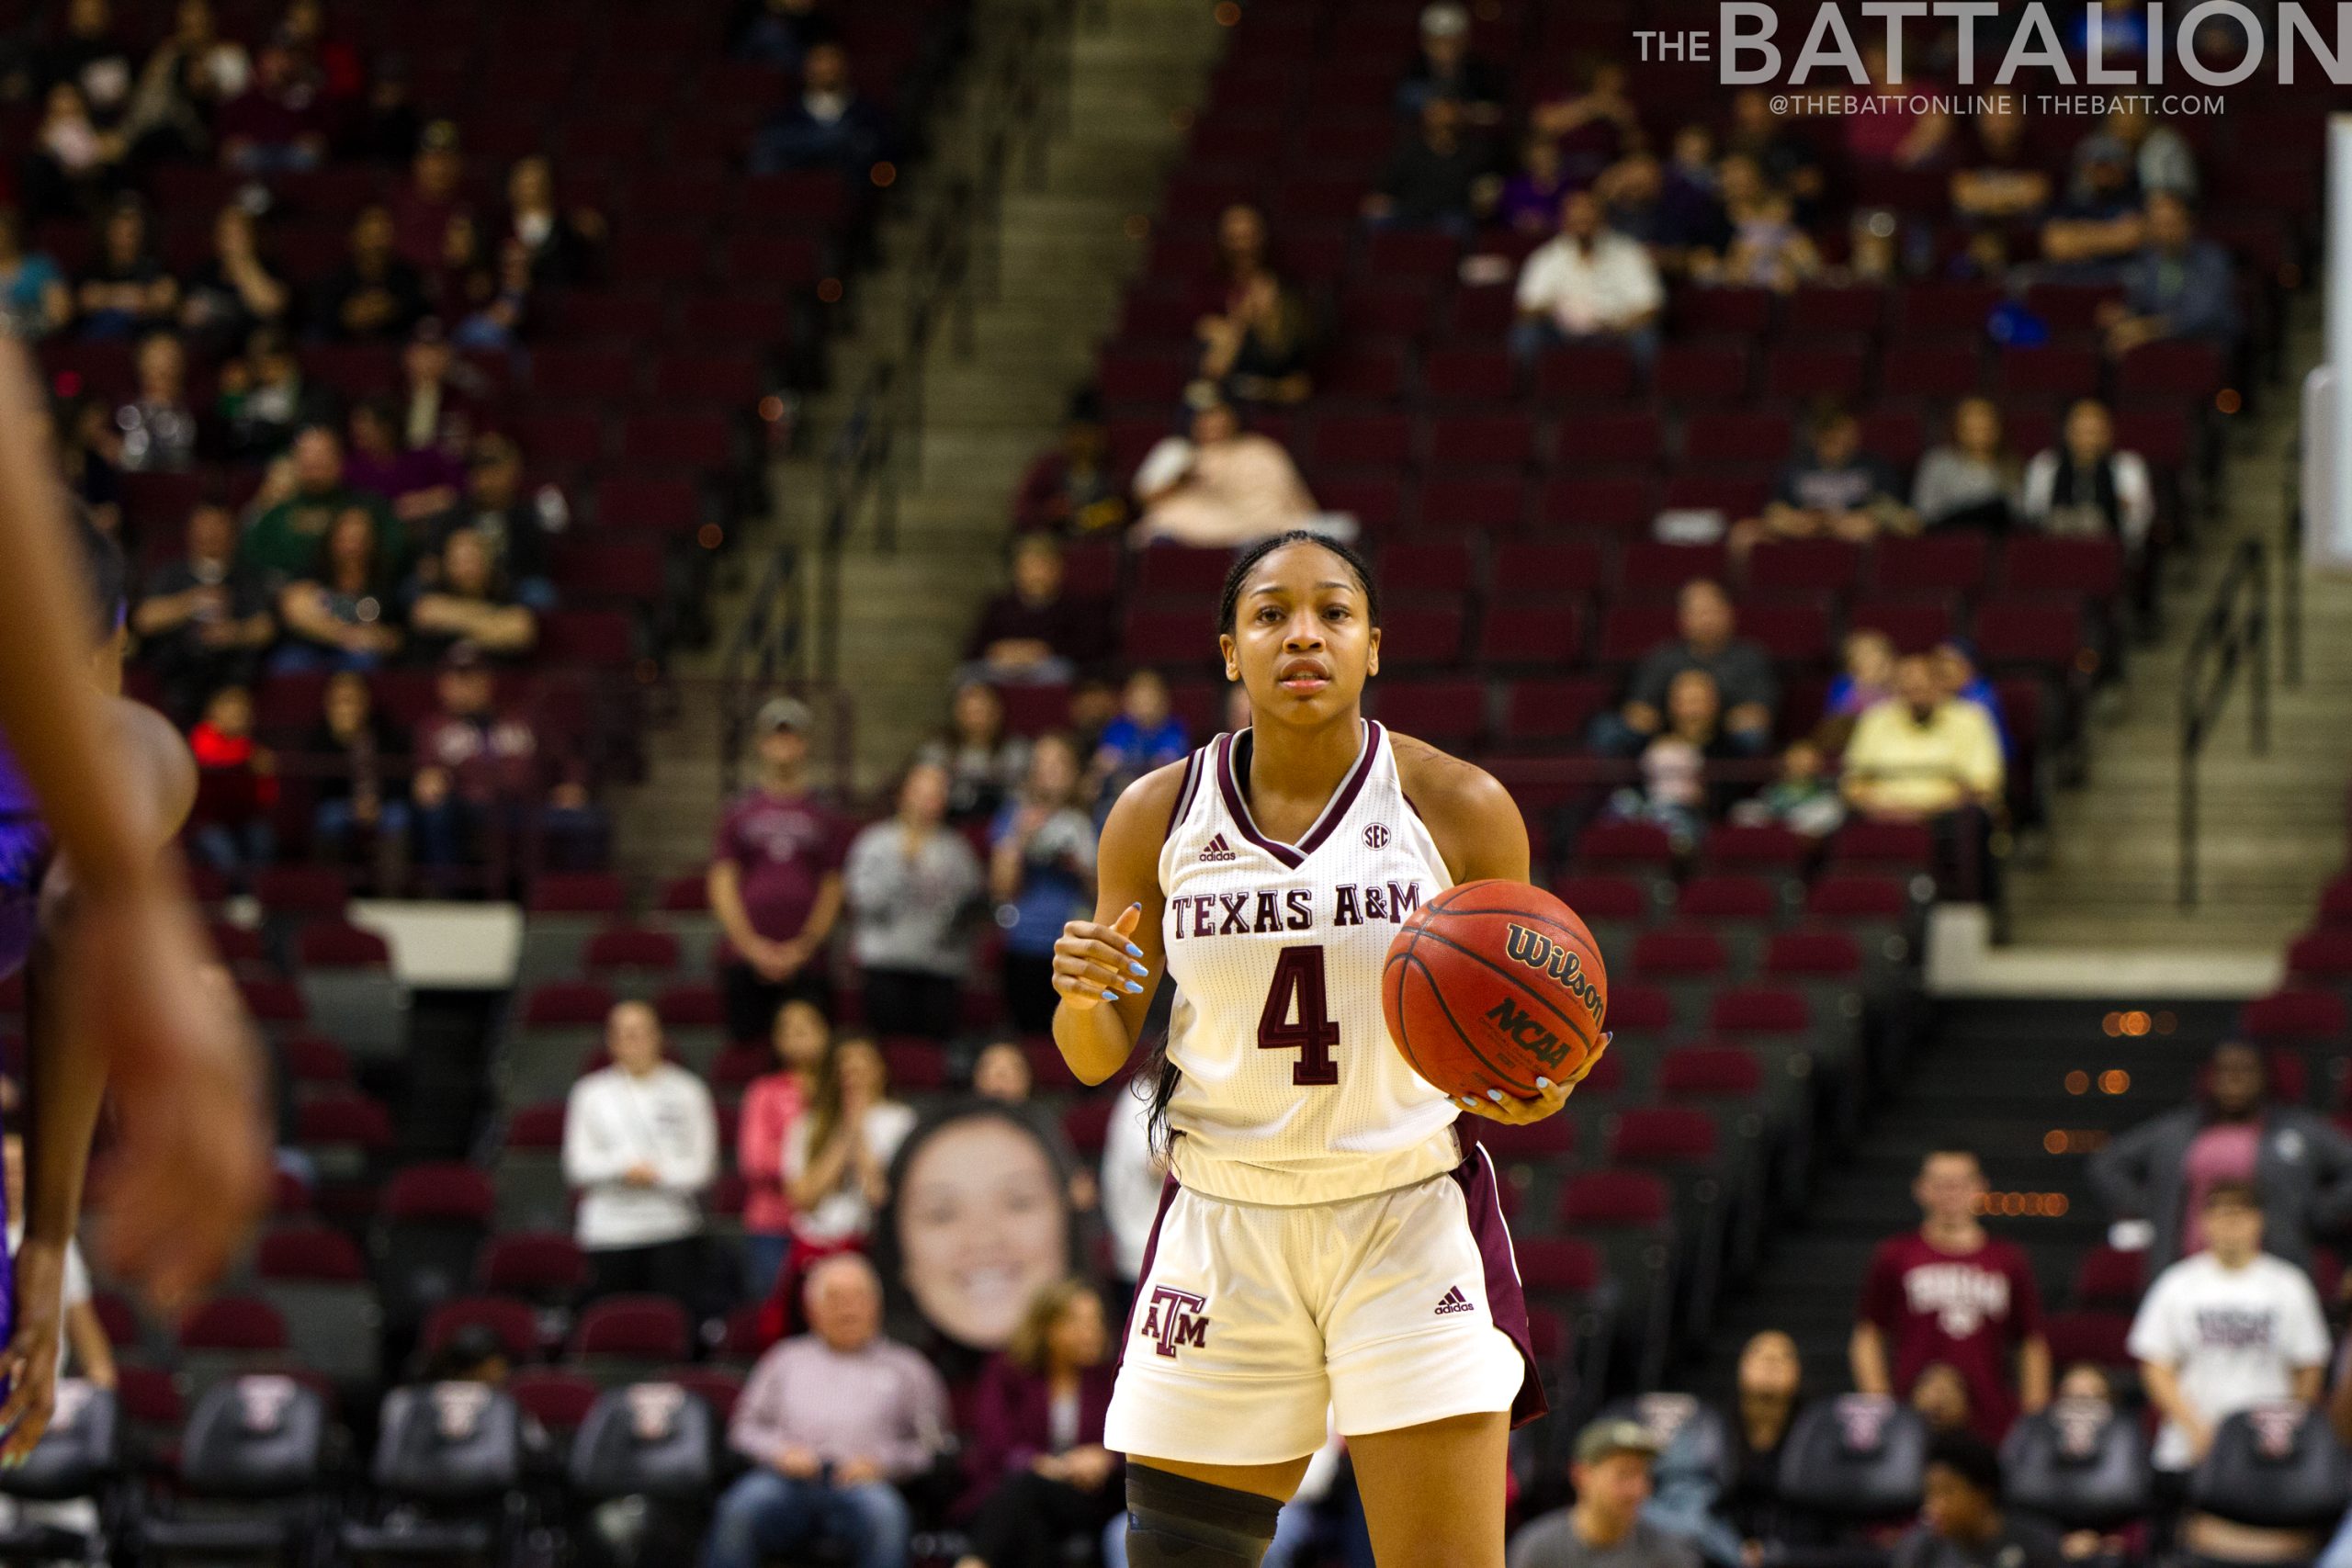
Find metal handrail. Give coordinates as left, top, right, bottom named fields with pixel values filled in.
left=2178, top=534, right=2271, bottom=907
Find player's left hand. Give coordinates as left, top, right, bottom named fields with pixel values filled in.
left=1451, top=1033, right=1611, bottom=1125
left=0, top=1242, right=65, bottom=1465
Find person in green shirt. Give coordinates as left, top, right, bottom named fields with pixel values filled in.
left=238, top=423, right=404, bottom=585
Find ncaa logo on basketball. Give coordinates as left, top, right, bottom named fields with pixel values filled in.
left=1138, top=1286, right=1209, bottom=1358
left=1363, top=822, right=1390, bottom=850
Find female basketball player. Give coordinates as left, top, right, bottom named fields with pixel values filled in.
left=1052, top=531, right=1584, bottom=1568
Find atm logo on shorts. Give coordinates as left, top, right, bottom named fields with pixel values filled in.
left=1138, top=1286, right=1210, bottom=1358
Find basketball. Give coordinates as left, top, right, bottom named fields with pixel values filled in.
left=1382, top=880, right=1610, bottom=1102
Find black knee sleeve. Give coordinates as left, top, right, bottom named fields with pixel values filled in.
left=1124, top=1463, right=1284, bottom=1568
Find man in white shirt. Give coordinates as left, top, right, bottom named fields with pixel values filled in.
left=563, top=1000, right=719, bottom=1304
left=2129, top=1182, right=2329, bottom=1473
left=1510, top=189, right=1664, bottom=369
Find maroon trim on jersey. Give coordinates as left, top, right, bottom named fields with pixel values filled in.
left=1115, top=1177, right=1182, bottom=1374
left=1166, top=749, right=1204, bottom=837
left=1447, top=1145, right=1549, bottom=1429
left=1214, top=721, right=1378, bottom=870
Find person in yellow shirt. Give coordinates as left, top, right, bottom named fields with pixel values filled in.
left=1841, top=656, right=2005, bottom=821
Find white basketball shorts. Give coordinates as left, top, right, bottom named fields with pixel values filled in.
left=1102, top=1147, right=1544, bottom=1467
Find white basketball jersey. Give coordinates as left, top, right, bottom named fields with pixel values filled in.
left=1156, top=720, right=1460, bottom=1206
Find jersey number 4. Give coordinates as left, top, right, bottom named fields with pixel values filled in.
left=1258, top=945, right=1340, bottom=1086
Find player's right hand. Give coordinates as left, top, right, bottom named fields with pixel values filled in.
left=1053, top=902, right=1148, bottom=1010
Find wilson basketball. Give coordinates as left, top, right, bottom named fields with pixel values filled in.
left=1382, top=880, right=1610, bottom=1101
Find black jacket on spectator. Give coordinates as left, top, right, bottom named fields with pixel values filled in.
left=2086, top=1104, right=2352, bottom=1269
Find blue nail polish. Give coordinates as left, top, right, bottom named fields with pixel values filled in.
left=1487, top=1089, right=1505, bottom=1102
left=1535, top=1077, right=1553, bottom=1090
left=1124, top=981, right=1143, bottom=994
left=1125, top=943, right=1145, bottom=959
left=1100, top=988, right=1119, bottom=1002
left=1128, top=961, right=1148, bottom=976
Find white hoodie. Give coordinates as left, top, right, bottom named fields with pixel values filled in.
left=563, top=1063, right=718, bottom=1250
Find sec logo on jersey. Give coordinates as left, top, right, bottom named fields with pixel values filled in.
left=1363, top=822, right=1390, bottom=849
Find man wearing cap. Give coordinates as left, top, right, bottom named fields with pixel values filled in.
left=1890, top=1432, right=2063, bottom=1568
left=413, top=643, right=594, bottom=884
left=1508, top=1421, right=1699, bottom=1568
left=709, top=699, right=845, bottom=1043
left=1393, top=3, right=1505, bottom=126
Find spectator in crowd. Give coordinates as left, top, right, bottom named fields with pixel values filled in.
left=440, top=433, right=556, bottom=610
left=705, top=1254, right=950, bottom=1568
left=1510, top=189, right=1665, bottom=367
left=115, top=330, right=198, bottom=472
left=436, top=219, right=536, bottom=352
left=1853, top=1149, right=2050, bottom=1444
left=214, top=39, right=325, bottom=174
left=785, top=1034, right=916, bottom=1258
left=954, top=1280, right=1121, bottom=1568
left=1131, top=394, right=1318, bottom=549
left=751, top=41, right=891, bottom=176
left=1839, top=655, right=2005, bottom=823
left=1817, top=628, right=1897, bottom=752
left=1394, top=2, right=1505, bottom=125
left=390, top=119, right=467, bottom=270
left=1846, top=41, right=1952, bottom=169
left=178, top=205, right=288, bottom=358
left=1510, top=1419, right=1698, bottom=1568
left=1727, top=740, right=1846, bottom=840
left=1013, top=404, right=1126, bottom=536
left=503, top=154, right=605, bottom=289
left=123, top=0, right=251, bottom=166
left=1891, top=1432, right=2064, bottom=1568
left=964, top=534, right=1103, bottom=684
left=1948, top=101, right=2052, bottom=229
left=563, top=999, right=718, bottom=1303
left=0, top=1131, right=114, bottom=1388
left=1605, top=669, right=1740, bottom=852
left=2072, top=100, right=2197, bottom=204
left=1909, top=1363, right=1976, bottom=1437
left=1913, top=399, right=2018, bottom=533
left=2040, top=141, right=2145, bottom=276
left=43, top=0, right=135, bottom=130
left=344, top=399, right=463, bottom=525
left=314, top=204, right=426, bottom=344
left=27, top=81, right=124, bottom=220
left=1097, top=1075, right=1162, bottom=1295
left=709, top=696, right=846, bottom=1042
left=1090, top=668, right=1187, bottom=803
left=2018, top=399, right=2155, bottom=553
left=404, top=526, right=537, bottom=664
left=739, top=998, right=830, bottom=1299
left=2130, top=1182, right=2330, bottom=1474
left=244, top=424, right=409, bottom=581
left=2101, top=191, right=2239, bottom=354
left=1738, top=403, right=1916, bottom=551
left=305, top=669, right=408, bottom=883
left=1529, top=60, right=1641, bottom=188
left=989, top=732, right=1099, bottom=1032
left=1724, top=88, right=1826, bottom=220
left=882, top=1104, right=1080, bottom=1353
left=0, top=208, right=72, bottom=339
left=1929, top=640, right=2011, bottom=760
left=970, top=1040, right=1033, bottom=1105
left=273, top=506, right=404, bottom=672
left=411, top=641, right=597, bottom=880
left=217, top=326, right=334, bottom=462
left=920, top=681, right=1031, bottom=828
left=2087, top=1040, right=2352, bottom=1270
left=1363, top=97, right=1494, bottom=238
left=1594, top=580, right=1776, bottom=758
left=843, top=760, right=983, bottom=1040
left=729, top=0, right=837, bottom=68
left=74, top=197, right=175, bottom=338
left=1497, top=132, right=1573, bottom=235
left=185, top=682, right=276, bottom=885
left=1197, top=269, right=1317, bottom=409
left=400, top=318, right=490, bottom=457
left=1719, top=1331, right=1807, bottom=1562
left=1711, top=164, right=1818, bottom=292
left=132, top=501, right=275, bottom=719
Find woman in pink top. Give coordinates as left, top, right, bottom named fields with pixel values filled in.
left=735, top=998, right=830, bottom=1297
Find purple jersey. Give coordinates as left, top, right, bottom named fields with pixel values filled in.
left=0, top=739, right=48, bottom=980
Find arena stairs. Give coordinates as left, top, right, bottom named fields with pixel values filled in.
left=610, top=0, right=1227, bottom=878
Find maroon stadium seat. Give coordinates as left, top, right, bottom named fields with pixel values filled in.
left=1657, top=1044, right=1765, bottom=1100
left=1557, top=1168, right=1671, bottom=1230
left=2239, top=988, right=2348, bottom=1046
left=425, top=1296, right=544, bottom=1361
left=1609, top=1107, right=1720, bottom=1167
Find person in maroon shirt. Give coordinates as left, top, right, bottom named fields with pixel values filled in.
left=410, top=641, right=595, bottom=890
left=214, top=41, right=326, bottom=175
left=1852, top=1149, right=2050, bottom=1444
left=953, top=1279, right=1120, bottom=1568
left=390, top=119, right=469, bottom=272
left=708, top=696, right=846, bottom=1043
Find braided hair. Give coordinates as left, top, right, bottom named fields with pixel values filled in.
left=1215, top=529, right=1381, bottom=637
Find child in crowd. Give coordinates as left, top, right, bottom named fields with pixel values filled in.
left=1730, top=740, right=1847, bottom=839
left=187, top=682, right=278, bottom=885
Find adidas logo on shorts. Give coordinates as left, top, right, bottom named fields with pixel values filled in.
left=1198, top=832, right=1238, bottom=863
left=1434, top=1286, right=1474, bottom=1316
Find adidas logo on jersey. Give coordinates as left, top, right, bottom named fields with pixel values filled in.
left=1198, top=833, right=1238, bottom=863
left=1434, top=1286, right=1474, bottom=1316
